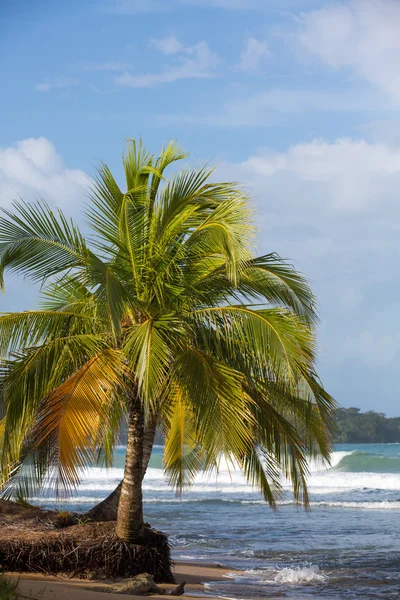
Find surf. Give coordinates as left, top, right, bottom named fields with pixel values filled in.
left=334, top=451, right=400, bottom=473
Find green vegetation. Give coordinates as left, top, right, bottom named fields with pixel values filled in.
left=123, top=407, right=400, bottom=447
left=0, top=574, right=19, bottom=600
left=334, top=407, right=400, bottom=443
left=0, top=139, right=335, bottom=551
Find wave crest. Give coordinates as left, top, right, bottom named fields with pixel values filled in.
left=335, top=451, right=400, bottom=473
left=274, top=564, right=325, bottom=584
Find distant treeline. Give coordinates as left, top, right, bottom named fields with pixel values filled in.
left=118, top=407, right=400, bottom=446
left=333, top=407, right=400, bottom=443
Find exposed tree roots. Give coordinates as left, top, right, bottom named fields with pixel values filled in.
left=0, top=501, right=174, bottom=583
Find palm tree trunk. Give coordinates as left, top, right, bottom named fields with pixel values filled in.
left=85, top=413, right=157, bottom=522
left=115, top=393, right=145, bottom=542
left=141, top=412, right=158, bottom=480
left=85, top=481, right=123, bottom=522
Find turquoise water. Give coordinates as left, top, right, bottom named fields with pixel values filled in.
left=37, top=443, right=400, bottom=599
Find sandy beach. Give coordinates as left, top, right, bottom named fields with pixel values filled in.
left=11, top=561, right=233, bottom=600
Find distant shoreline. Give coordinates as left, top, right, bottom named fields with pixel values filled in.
left=333, top=407, right=400, bottom=443
left=117, top=408, right=400, bottom=446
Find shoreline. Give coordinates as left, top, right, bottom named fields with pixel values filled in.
left=10, top=560, right=235, bottom=600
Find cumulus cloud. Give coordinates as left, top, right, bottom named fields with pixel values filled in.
left=297, top=0, right=400, bottom=104
left=238, top=37, right=271, bottom=72
left=0, top=138, right=89, bottom=312
left=115, top=39, right=218, bottom=87
left=0, top=137, right=88, bottom=211
left=241, top=138, right=400, bottom=210
left=218, top=137, right=400, bottom=374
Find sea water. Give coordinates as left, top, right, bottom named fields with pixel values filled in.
left=35, top=443, right=400, bottom=599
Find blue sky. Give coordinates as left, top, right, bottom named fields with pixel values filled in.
left=2, top=0, right=400, bottom=415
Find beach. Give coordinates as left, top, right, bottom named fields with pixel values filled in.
left=3, top=1, right=400, bottom=597
left=25, top=442, right=400, bottom=599
left=13, top=562, right=233, bottom=600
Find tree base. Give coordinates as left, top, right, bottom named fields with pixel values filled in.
left=0, top=500, right=174, bottom=583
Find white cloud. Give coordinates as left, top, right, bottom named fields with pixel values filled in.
left=103, top=0, right=266, bottom=14
left=115, top=40, right=218, bottom=87
left=36, top=83, right=52, bottom=92
left=241, top=138, right=400, bottom=210
left=178, top=0, right=264, bottom=7
left=0, top=138, right=89, bottom=312
left=218, top=137, right=400, bottom=371
left=35, top=77, right=80, bottom=93
left=80, top=61, right=131, bottom=71
left=150, top=35, right=185, bottom=55
left=238, top=37, right=271, bottom=72
left=223, top=88, right=382, bottom=123
left=158, top=86, right=387, bottom=129
left=103, top=0, right=167, bottom=12
left=297, top=0, right=400, bottom=104
left=0, top=138, right=88, bottom=211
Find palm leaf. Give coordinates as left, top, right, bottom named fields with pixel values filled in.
left=30, top=349, right=127, bottom=493
left=0, top=200, right=87, bottom=289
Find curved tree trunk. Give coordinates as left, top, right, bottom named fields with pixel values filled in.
left=115, top=393, right=145, bottom=542
left=85, top=481, right=123, bottom=522
left=85, top=413, right=157, bottom=523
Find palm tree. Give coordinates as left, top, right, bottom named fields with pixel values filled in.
left=0, top=139, right=336, bottom=545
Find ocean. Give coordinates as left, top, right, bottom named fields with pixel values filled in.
left=35, top=443, right=400, bottom=599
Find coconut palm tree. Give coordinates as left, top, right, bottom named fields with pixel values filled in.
left=0, top=139, right=336, bottom=545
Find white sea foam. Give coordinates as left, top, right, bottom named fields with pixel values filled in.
left=144, top=460, right=400, bottom=494
left=329, top=450, right=355, bottom=468
left=77, top=467, right=124, bottom=480
left=310, top=500, right=400, bottom=510
left=40, top=450, right=400, bottom=509
left=274, top=564, right=325, bottom=584
left=308, top=471, right=400, bottom=491
left=239, top=564, right=326, bottom=585
left=30, top=496, right=102, bottom=504
left=113, top=497, right=400, bottom=508
left=32, top=493, right=400, bottom=511
left=308, top=450, right=354, bottom=472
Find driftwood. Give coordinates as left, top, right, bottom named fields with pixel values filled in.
left=84, top=573, right=167, bottom=595
left=169, top=581, right=186, bottom=596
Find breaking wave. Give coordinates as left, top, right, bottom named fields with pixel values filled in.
left=335, top=451, right=400, bottom=473
left=274, top=564, right=326, bottom=584
left=36, top=448, right=400, bottom=511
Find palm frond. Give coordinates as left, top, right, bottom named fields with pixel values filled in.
left=240, top=254, right=318, bottom=324
left=172, top=348, right=255, bottom=469
left=0, top=310, right=92, bottom=357
left=30, top=349, right=127, bottom=494
left=0, top=200, right=87, bottom=289
left=194, top=305, right=315, bottom=382
left=163, top=383, right=203, bottom=491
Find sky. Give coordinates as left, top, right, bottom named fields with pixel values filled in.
left=1, top=0, right=400, bottom=415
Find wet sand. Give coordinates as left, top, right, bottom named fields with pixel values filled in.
left=12, top=561, right=234, bottom=599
